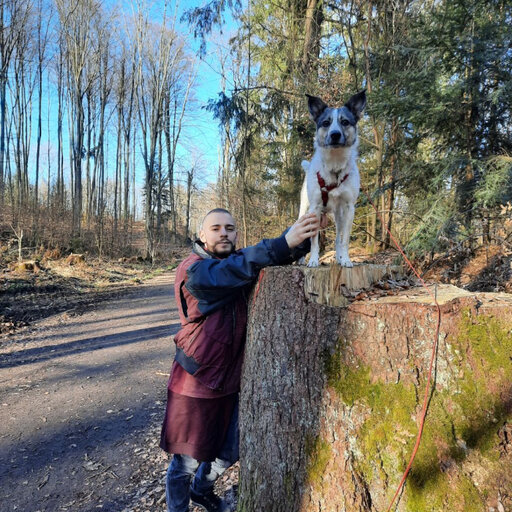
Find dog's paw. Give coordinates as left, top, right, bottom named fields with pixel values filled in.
left=307, top=257, right=320, bottom=267
left=297, top=256, right=306, bottom=266
left=336, top=256, right=354, bottom=267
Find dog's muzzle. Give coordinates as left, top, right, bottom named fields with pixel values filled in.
left=327, top=130, right=346, bottom=146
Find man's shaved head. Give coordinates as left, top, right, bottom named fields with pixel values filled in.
left=200, top=208, right=234, bottom=230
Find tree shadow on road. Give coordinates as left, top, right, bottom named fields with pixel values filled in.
left=0, top=323, right=180, bottom=369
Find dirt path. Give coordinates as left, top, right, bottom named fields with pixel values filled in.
left=0, top=272, right=179, bottom=512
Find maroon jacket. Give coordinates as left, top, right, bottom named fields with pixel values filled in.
left=174, top=252, right=249, bottom=392
left=172, top=236, right=309, bottom=392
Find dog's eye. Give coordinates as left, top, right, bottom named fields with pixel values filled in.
left=322, top=119, right=331, bottom=127
left=341, top=119, right=350, bottom=127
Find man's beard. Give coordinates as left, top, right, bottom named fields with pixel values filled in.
left=211, top=240, right=235, bottom=258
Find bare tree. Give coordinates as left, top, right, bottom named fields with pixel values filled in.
left=10, top=9, right=37, bottom=212
left=0, top=0, right=31, bottom=208
left=117, top=42, right=137, bottom=234
left=133, top=1, right=186, bottom=259
left=54, top=32, right=65, bottom=209
left=164, top=66, right=195, bottom=240
left=90, top=13, right=114, bottom=233
left=34, top=0, right=52, bottom=213
left=56, top=0, right=100, bottom=237
left=184, top=163, right=195, bottom=241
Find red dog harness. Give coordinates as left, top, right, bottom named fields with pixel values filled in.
left=316, top=171, right=349, bottom=207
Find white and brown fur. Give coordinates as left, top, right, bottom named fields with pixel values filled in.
left=299, top=90, right=366, bottom=267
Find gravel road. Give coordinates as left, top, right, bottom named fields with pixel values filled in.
left=0, top=272, right=179, bottom=512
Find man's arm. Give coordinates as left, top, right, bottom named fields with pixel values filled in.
left=186, top=235, right=290, bottom=297
left=186, top=213, right=320, bottom=307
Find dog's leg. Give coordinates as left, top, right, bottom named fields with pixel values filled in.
left=307, top=208, right=322, bottom=267
left=308, top=230, right=321, bottom=267
left=298, top=177, right=309, bottom=217
left=335, top=202, right=355, bottom=267
left=297, top=178, right=310, bottom=265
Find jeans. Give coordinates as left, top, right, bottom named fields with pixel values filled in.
left=166, top=400, right=239, bottom=512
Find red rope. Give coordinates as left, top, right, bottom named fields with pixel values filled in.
left=360, top=187, right=442, bottom=512
left=252, top=268, right=266, bottom=307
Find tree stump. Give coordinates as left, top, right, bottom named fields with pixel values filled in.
left=239, top=265, right=512, bottom=512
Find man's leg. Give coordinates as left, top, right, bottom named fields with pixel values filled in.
left=192, top=458, right=232, bottom=495
left=191, top=398, right=239, bottom=509
left=166, top=454, right=200, bottom=512
left=190, top=459, right=231, bottom=511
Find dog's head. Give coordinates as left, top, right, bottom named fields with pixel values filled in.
left=306, top=90, right=366, bottom=149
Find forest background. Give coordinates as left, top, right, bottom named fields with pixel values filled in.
left=0, top=0, right=511, bottom=265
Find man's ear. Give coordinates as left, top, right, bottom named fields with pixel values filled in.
left=199, top=229, right=207, bottom=244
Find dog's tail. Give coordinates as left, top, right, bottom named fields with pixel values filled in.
left=301, top=160, right=310, bottom=172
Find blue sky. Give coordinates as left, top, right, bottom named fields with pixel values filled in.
left=164, top=0, right=238, bottom=184
left=24, top=1, right=237, bottom=200
left=108, top=0, right=231, bottom=184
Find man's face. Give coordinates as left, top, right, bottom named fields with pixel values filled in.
left=199, top=212, right=238, bottom=256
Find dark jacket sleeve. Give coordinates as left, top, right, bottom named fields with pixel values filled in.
left=289, top=237, right=311, bottom=261
left=185, top=234, right=309, bottom=312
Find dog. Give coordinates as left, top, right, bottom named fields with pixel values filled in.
left=298, top=90, right=366, bottom=267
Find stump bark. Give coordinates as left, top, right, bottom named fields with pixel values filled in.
left=239, top=265, right=512, bottom=512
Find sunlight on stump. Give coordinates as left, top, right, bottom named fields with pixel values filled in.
left=239, top=265, right=512, bottom=512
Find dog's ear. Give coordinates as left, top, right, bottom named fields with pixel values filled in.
left=345, top=90, right=366, bottom=121
left=306, top=94, right=328, bottom=122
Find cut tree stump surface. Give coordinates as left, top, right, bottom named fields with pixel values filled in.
left=303, top=263, right=404, bottom=306
left=374, top=282, right=512, bottom=306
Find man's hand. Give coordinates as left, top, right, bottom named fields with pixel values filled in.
left=285, top=213, right=321, bottom=249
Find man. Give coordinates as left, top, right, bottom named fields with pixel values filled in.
left=160, top=208, right=320, bottom=512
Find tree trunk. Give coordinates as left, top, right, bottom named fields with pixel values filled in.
left=114, top=96, right=122, bottom=240
left=240, top=264, right=400, bottom=510
left=156, top=130, right=163, bottom=237
left=301, top=0, right=323, bottom=77
left=46, top=72, right=51, bottom=209
left=240, top=266, right=512, bottom=511
left=34, top=8, right=43, bottom=212
left=239, top=266, right=341, bottom=512
left=165, top=95, right=177, bottom=238
left=57, top=41, right=64, bottom=208
left=72, top=93, right=84, bottom=237
left=120, top=56, right=134, bottom=238
left=383, top=117, right=399, bottom=248
left=0, top=75, right=6, bottom=208
left=85, top=88, right=93, bottom=225
left=185, top=168, right=193, bottom=240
